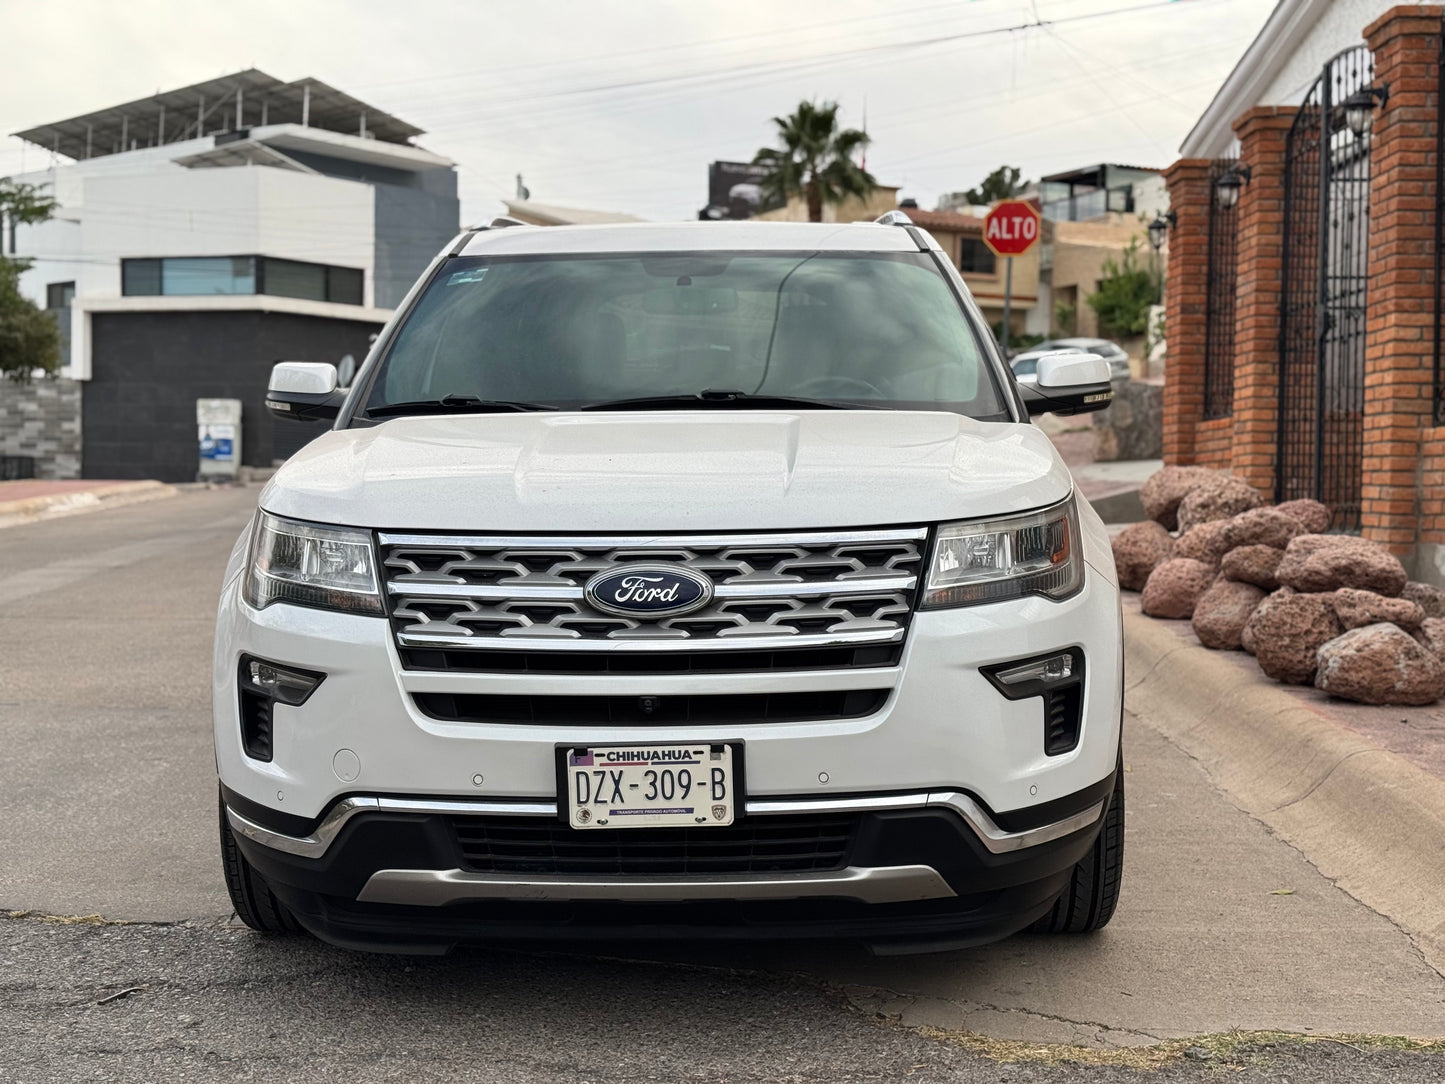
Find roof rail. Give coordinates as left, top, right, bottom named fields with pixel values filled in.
left=478, top=215, right=531, bottom=230
left=874, top=210, right=913, bottom=226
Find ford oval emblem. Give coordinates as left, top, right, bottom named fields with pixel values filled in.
left=584, top=564, right=714, bottom=619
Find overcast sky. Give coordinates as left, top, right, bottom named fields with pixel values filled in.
left=1, top=0, right=1274, bottom=224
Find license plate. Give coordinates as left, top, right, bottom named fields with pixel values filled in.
left=563, top=744, right=736, bottom=830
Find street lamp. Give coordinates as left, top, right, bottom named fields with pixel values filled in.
left=1147, top=211, right=1176, bottom=251
left=1344, top=84, right=1389, bottom=138
left=1213, top=164, right=1252, bottom=210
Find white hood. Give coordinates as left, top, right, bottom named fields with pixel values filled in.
left=259, top=411, right=1073, bottom=532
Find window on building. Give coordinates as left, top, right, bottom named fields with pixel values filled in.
left=46, top=282, right=75, bottom=310
left=958, top=238, right=996, bottom=275
left=121, top=256, right=364, bottom=304
left=46, top=282, right=75, bottom=368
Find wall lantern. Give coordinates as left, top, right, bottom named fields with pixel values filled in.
left=1344, top=84, right=1389, bottom=138
left=1213, top=164, right=1252, bottom=210
left=1147, top=211, right=1176, bottom=251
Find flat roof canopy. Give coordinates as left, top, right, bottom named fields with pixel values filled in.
left=12, top=68, right=424, bottom=161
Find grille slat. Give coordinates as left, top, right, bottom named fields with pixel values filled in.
left=382, top=530, right=924, bottom=662
left=413, top=689, right=889, bottom=725
left=452, top=814, right=859, bottom=875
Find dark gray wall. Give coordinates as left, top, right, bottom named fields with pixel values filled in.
left=373, top=181, right=459, bottom=308
left=84, top=311, right=379, bottom=482
left=277, top=150, right=460, bottom=309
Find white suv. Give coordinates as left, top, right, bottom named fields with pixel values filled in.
left=215, top=216, right=1124, bottom=954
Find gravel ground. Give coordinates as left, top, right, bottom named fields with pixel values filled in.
left=4, top=917, right=1443, bottom=1084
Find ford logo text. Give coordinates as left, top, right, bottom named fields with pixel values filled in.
left=584, top=565, right=714, bottom=619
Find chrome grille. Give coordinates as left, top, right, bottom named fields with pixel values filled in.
left=379, top=529, right=925, bottom=652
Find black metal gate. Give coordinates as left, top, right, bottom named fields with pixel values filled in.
left=1203, top=157, right=1240, bottom=419
left=1277, top=46, right=1374, bottom=530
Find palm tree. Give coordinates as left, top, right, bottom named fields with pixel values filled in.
left=751, top=101, right=876, bottom=223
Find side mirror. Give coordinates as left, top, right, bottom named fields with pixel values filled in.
left=1021, top=352, right=1114, bottom=417
left=266, top=362, right=345, bottom=422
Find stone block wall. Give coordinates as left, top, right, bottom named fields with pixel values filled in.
left=0, top=378, right=81, bottom=479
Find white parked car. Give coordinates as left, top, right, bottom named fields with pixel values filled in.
left=215, top=216, right=1124, bottom=954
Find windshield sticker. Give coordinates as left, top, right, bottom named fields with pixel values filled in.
left=446, top=268, right=489, bottom=286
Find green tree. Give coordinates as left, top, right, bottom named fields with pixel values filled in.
left=962, top=166, right=1027, bottom=206
left=1087, top=238, right=1161, bottom=337
left=0, top=178, right=61, bottom=382
left=752, top=100, right=875, bottom=223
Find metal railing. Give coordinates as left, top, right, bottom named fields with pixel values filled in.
left=1276, top=45, right=1374, bottom=531
left=1203, top=158, right=1240, bottom=419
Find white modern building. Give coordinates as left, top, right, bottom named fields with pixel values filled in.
left=3, top=69, right=459, bottom=480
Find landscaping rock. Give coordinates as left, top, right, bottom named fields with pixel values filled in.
left=1176, top=475, right=1264, bottom=534
left=1173, top=520, right=1233, bottom=570
left=1140, top=558, right=1216, bottom=620
left=1111, top=521, right=1175, bottom=592
left=1139, top=465, right=1218, bottom=531
left=1221, top=545, right=1285, bottom=591
left=1402, top=581, right=1445, bottom=620
left=1275, top=535, right=1409, bottom=597
left=1274, top=499, right=1333, bottom=534
left=1248, top=591, right=1342, bottom=684
left=1332, top=588, right=1425, bottom=632
left=1417, top=618, right=1445, bottom=661
left=1314, top=623, right=1445, bottom=706
left=1240, top=586, right=1296, bottom=655
left=1191, top=579, right=1267, bottom=650
left=1221, top=507, right=1303, bottom=551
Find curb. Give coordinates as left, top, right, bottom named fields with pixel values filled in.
left=1124, top=604, right=1445, bottom=974
left=0, top=480, right=177, bottom=529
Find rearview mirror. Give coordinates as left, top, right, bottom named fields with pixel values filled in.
left=266, top=362, right=345, bottom=422
left=1021, top=352, right=1113, bottom=417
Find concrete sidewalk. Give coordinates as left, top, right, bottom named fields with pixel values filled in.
left=0, top=478, right=176, bottom=528
left=1124, top=594, right=1445, bottom=974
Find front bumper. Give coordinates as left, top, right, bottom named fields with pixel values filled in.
left=223, top=772, right=1114, bottom=953
left=213, top=568, right=1122, bottom=824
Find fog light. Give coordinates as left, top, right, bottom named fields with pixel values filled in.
left=241, top=656, right=325, bottom=706
left=982, top=649, right=1086, bottom=757
left=991, top=653, right=1075, bottom=689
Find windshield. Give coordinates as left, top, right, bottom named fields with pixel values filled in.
left=361, top=251, right=1009, bottom=419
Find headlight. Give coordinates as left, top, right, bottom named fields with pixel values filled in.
left=243, top=512, right=383, bottom=615
left=923, top=499, right=1083, bottom=608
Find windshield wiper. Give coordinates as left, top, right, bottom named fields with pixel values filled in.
left=580, top=389, right=854, bottom=412
left=366, top=395, right=557, bottom=418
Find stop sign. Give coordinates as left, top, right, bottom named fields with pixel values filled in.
left=983, top=199, right=1041, bottom=257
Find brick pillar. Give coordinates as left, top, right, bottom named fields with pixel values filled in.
left=1361, top=6, right=1443, bottom=555
left=1160, top=159, right=1213, bottom=465
left=1229, top=107, right=1298, bottom=497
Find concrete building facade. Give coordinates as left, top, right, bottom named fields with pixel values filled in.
left=4, top=69, right=459, bottom=481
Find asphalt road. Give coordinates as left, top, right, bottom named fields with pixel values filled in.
left=3, top=487, right=1444, bottom=1082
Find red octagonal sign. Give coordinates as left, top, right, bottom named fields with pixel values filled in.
left=983, top=199, right=1041, bottom=258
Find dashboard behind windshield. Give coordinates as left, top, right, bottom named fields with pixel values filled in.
left=360, top=250, right=1010, bottom=420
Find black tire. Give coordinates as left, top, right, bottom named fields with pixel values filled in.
left=1031, top=761, right=1125, bottom=934
left=219, top=791, right=304, bottom=935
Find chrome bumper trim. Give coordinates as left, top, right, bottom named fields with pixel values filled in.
left=355, top=864, right=955, bottom=906
left=225, top=797, right=556, bottom=859
left=226, top=787, right=1105, bottom=862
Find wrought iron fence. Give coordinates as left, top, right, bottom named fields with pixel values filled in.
left=1203, top=158, right=1240, bottom=419
left=1277, top=45, right=1374, bottom=531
